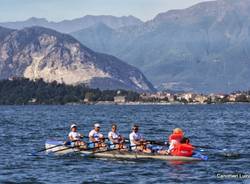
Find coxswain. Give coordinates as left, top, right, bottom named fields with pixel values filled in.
left=167, top=128, right=184, bottom=154
left=129, top=125, right=151, bottom=153
left=67, top=123, right=86, bottom=149
left=170, top=137, right=195, bottom=157
left=108, top=124, right=126, bottom=149
left=88, top=123, right=106, bottom=150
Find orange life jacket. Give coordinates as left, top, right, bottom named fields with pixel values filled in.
left=170, top=143, right=194, bottom=157
left=168, top=133, right=184, bottom=143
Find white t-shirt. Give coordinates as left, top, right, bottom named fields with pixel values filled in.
left=108, top=131, right=120, bottom=143
left=89, top=129, right=102, bottom=141
left=68, top=131, right=81, bottom=141
left=129, top=132, right=143, bottom=147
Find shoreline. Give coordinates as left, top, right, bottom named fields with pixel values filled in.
left=93, top=101, right=250, bottom=105
left=1, top=102, right=250, bottom=106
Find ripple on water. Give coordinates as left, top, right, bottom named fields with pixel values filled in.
left=0, top=104, right=250, bottom=183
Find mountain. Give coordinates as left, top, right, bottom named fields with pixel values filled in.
left=72, top=23, right=116, bottom=54
left=0, top=26, right=14, bottom=41
left=0, top=26, right=155, bottom=92
left=71, top=0, right=250, bottom=93
left=0, top=15, right=143, bottom=33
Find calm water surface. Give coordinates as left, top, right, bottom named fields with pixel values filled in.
left=0, top=104, right=250, bottom=184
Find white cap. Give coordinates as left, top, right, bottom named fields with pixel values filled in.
left=71, top=124, right=77, bottom=129
left=94, top=123, right=100, bottom=128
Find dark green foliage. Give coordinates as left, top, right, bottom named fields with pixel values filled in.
left=179, top=98, right=188, bottom=104
left=0, top=78, right=139, bottom=105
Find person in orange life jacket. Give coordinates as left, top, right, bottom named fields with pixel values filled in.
left=170, top=137, right=195, bottom=157
left=67, top=123, right=86, bottom=149
left=167, top=128, right=184, bottom=154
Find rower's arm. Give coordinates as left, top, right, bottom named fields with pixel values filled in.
left=68, top=135, right=74, bottom=141
left=109, top=136, right=119, bottom=143
left=130, top=134, right=141, bottom=145
left=120, top=135, right=125, bottom=142
left=89, top=135, right=96, bottom=142
left=132, top=139, right=142, bottom=145
left=108, top=135, right=114, bottom=142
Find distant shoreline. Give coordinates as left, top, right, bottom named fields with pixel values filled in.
left=0, top=78, right=249, bottom=105
left=80, top=101, right=250, bottom=105
left=1, top=102, right=248, bottom=106
left=82, top=102, right=250, bottom=105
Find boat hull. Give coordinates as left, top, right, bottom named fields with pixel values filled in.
left=45, top=140, right=207, bottom=161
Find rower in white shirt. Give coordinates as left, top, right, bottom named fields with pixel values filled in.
left=129, top=125, right=151, bottom=153
left=88, top=123, right=106, bottom=149
left=67, top=123, right=86, bottom=148
left=108, top=124, right=126, bottom=149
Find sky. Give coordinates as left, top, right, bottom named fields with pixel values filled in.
left=0, top=0, right=210, bottom=22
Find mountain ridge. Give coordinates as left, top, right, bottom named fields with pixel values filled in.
left=0, top=15, right=143, bottom=33
left=71, top=0, right=250, bottom=93
left=0, top=26, right=155, bottom=92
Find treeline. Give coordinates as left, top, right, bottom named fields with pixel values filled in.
left=0, top=78, right=139, bottom=105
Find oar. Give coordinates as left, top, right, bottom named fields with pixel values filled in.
left=53, top=144, right=79, bottom=153
left=193, top=145, right=216, bottom=150
left=193, top=145, right=229, bottom=152
left=31, top=140, right=79, bottom=156
left=79, top=141, right=140, bottom=155
left=48, top=134, right=113, bottom=154
left=124, top=138, right=168, bottom=146
left=33, top=144, right=64, bottom=154
left=193, top=145, right=242, bottom=158
left=87, top=145, right=137, bottom=155
left=52, top=140, right=106, bottom=154
left=147, top=140, right=168, bottom=146
left=53, top=139, right=131, bottom=154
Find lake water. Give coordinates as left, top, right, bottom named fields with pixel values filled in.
left=0, top=104, right=250, bottom=184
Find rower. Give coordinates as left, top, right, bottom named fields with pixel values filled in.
left=129, top=125, right=151, bottom=153
left=167, top=128, right=184, bottom=154
left=98, top=134, right=107, bottom=150
left=67, top=123, right=86, bottom=148
left=108, top=124, right=126, bottom=149
left=88, top=123, right=106, bottom=150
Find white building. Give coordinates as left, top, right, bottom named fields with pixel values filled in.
left=114, top=96, right=127, bottom=103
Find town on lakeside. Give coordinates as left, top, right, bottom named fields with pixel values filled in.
left=0, top=77, right=249, bottom=105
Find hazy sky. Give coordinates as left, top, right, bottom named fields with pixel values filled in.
left=0, top=0, right=210, bottom=22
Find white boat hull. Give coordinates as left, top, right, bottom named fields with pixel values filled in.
left=45, top=140, right=207, bottom=161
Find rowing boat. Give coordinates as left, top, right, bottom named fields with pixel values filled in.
left=45, top=140, right=208, bottom=161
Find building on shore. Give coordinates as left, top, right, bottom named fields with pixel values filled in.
left=83, top=97, right=90, bottom=103
left=114, top=96, right=127, bottom=103
left=194, top=95, right=208, bottom=104
left=28, top=98, right=37, bottom=104
left=175, top=92, right=196, bottom=102
left=228, top=94, right=237, bottom=102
